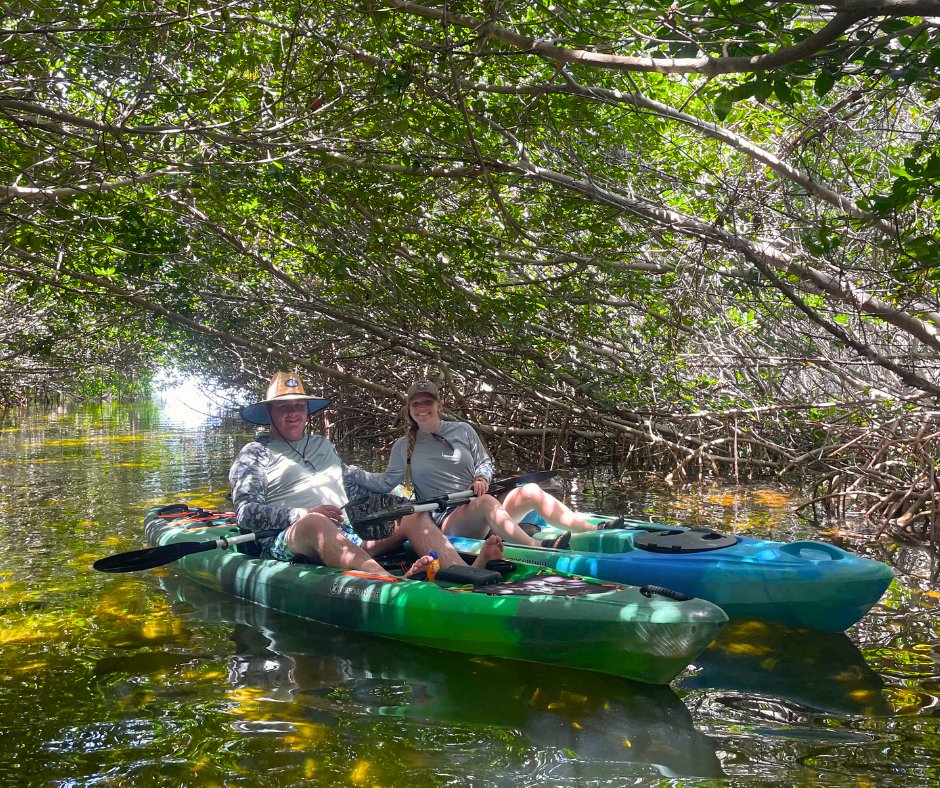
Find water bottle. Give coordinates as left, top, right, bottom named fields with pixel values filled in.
left=426, top=551, right=440, bottom=582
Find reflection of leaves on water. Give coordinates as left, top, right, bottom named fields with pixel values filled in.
left=43, top=436, right=146, bottom=447
left=313, top=678, right=422, bottom=709
left=752, top=490, right=793, bottom=508
left=92, top=650, right=206, bottom=681
left=0, top=599, right=48, bottom=617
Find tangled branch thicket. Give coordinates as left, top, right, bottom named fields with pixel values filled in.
left=2, top=1, right=940, bottom=547
left=795, top=410, right=940, bottom=548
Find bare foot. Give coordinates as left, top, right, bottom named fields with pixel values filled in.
left=473, top=534, right=504, bottom=568
left=404, top=554, right=435, bottom=579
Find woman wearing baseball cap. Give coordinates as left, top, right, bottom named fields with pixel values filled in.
left=346, top=380, right=608, bottom=548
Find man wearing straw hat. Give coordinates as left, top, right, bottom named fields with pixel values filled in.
left=230, top=372, right=503, bottom=578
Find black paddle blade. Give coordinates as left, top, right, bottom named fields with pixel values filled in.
left=490, top=470, right=558, bottom=494
left=344, top=493, right=410, bottom=525
left=93, top=538, right=219, bottom=573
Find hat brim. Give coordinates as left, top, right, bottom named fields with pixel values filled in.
left=407, top=391, right=440, bottom=402
left=240, top=397, right=332, bottom=425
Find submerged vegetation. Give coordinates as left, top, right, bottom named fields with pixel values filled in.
left=1, top=1, right=939, bottom=540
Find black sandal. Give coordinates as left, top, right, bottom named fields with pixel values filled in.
left=542, top=531, right=571, bottom=550
left=598, top=517, right=625, bottom=530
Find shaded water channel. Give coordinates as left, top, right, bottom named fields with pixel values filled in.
left=1, top=400, right=939, bottom=786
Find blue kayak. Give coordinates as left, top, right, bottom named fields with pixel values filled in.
left=449, top=516, right=894, bottom=632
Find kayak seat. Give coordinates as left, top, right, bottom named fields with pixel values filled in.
left=542, top=531, right=572, bottom=549
left=473, top=574, right=617, bottom=597
left=375, top=544, right=419, bottom=570
left=518, top=520, right=542, bottom=537
left=633, top=527, right=737, bottom=553
left=236, top=538, right=263, bottom=558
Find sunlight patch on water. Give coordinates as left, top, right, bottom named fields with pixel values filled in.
left=153, top=372, right=229, bottom=427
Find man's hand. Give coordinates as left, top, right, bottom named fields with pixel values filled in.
left=309, top=504, right=344, bottom=526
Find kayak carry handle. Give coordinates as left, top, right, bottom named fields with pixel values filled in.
left=640, top=585, right=693, bottom=601
left=779, top=541, right=846, bottom=561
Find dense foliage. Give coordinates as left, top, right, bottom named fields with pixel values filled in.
left=2, top=2, right=939, bottom=523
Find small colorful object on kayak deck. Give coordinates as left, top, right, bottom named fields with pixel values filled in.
left=138, top=505, right=729, bottom=685
left=448, top=514, right=894, bottom=632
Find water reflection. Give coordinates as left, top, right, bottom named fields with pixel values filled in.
left=158, top=573, right=725, bottom=779
left=680, top=620, right=892, bottom=717
left=4, top=402, right=940, bottom=785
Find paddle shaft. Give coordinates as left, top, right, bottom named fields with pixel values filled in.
left=351, top=470, right=558, bottom=526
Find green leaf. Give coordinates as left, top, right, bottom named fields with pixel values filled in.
left=714, top=91, right=734, bottom=121
left=814, top=71, right=836, bottom=97
left=773, top=80, right=796, bottom=105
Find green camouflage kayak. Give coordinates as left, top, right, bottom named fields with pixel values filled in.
left=144, top=505, right=728, bottom=685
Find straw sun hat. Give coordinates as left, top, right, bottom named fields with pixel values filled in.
left=240, top=372, right=331, bottom=425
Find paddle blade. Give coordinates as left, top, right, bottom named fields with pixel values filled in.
left=344, top=492, right=409, bottom=524
left=93, top=539, right=219, bottom=573
left=490, top=470, right=558, bottom=494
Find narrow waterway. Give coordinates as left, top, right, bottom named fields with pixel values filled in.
left=0, top=400, right=938, bottom=786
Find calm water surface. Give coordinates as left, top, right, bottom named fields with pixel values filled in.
left=1, top=401, right=938, bottom=786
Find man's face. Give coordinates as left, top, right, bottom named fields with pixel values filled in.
left=269, top=400, right=308, bottom=441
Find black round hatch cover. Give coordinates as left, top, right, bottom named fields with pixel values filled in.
left=633, top=527, right=738, bottom=553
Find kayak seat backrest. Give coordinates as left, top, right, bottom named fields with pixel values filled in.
left=633, top=527, right=738, bottom=553
left=236, top=538, right=263, bottom=558
left=473, top=574, right=617, bottom=597
left=376, top=544, right=419, bottom=569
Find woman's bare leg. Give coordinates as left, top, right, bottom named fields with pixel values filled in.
left=499, top=483, right=596, bottom=531
left=440, top=496, right=542, bottom=546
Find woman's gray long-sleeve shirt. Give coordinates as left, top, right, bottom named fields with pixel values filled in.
left=345, top=420, right=495, bottom=499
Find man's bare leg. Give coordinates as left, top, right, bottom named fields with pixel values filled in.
left=285, top=513, right=392, bottom=575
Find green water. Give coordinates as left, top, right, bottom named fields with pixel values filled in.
left=1, top=401, right=938, bottom=786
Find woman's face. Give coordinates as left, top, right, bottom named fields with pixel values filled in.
left=408, top=394, right=440, bottom=428
left=269, top=400, right=308, bottom=441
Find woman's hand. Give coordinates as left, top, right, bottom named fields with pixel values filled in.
left=471, top=478, right=489, bottom=497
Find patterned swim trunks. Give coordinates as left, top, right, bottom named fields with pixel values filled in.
left=263, top=521, right=363, bottom=562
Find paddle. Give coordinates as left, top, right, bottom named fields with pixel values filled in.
left=93, top=528, right=281, bottom=573
left=345, top=470, right=558, bottom=539
left=96, top=471, right=559, bottom=571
